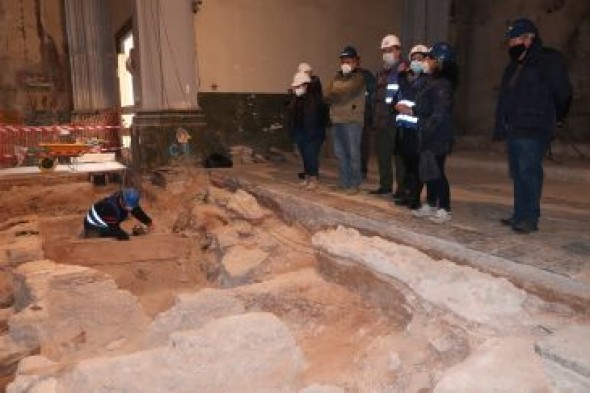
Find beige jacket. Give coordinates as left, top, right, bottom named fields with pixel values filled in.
left=325, top=71, right=366, bottom=124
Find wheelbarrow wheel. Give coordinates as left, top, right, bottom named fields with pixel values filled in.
left=38, top=157, right=57, bottom=172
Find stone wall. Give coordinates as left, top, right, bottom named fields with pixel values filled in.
left=0, top=0, right=71, bottom=125
left=454, top=0, right=590, bottom=142
left=198, top=92, right=293, bottom=154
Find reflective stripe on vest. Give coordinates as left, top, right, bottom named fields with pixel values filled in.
left=397, top=99, right=415, bottom=107
left=387, top=83, right=399, bottom=91
left=86, top=205, right=108, bottom=228
left=396, top=114, right=418, bottom=124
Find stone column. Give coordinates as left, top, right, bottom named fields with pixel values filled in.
left=64, top=0, right=118, bottom=112
left=401, top=0, right=451, bottom=48
left=134, top=0, right=199, bottom=110
left=132, top=0, right=207, bottom=169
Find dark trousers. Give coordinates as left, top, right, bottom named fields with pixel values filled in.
left=403, top=153, right=422, bottom=205
left=507, top=137, right=548, bottom=225
left=425, top=154, right=450, bottom=211
left=375, top=126, right=405, bottom=191
left=296, top=135, right=324, bottom=177
left=361, top=126, right=371, bottom=176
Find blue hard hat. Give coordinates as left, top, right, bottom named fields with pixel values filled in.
left=506, top=18, right=538, bottom=39
left=428, top=42, right=456, bottom=64
left=121, top=188, right=140, bottom=209
left=339, top=45, right=359, bottom=58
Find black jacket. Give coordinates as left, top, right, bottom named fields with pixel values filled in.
left=495, top=37, right=572, bottom=140
left=287, top=89, right=328, bottom=140
left=414, top=76, right=455, bottom=155
left=84, top=192, right=152, bottom=240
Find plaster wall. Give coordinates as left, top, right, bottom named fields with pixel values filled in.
left=194, top=0, right=404, bottom=94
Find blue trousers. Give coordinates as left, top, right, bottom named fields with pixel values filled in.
left=332, top=122, right=363, bottom=188
left=507, top=137, right=549, bottom=225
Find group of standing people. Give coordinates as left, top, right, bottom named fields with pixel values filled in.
left=287, top=17, right=571, bottom=232
left=287, top=33, right=458, bottom=224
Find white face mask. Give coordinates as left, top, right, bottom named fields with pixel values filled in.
left=421, top=60, right=431, bottom=74
left=294, top=86, right=306, bottom=97
left=382, top=52, right=397, bottom=67
left=341, top=64, right=353, bottom=74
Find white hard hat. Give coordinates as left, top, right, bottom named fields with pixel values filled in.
left=291, top=71, right=311, bottom=87
left=381, top=34, right=401, bottom=49
left=298, top=62, right=312, bottom=73
left=409, top=44, right=429, bottom=58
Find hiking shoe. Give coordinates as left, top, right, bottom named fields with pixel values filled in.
left=412, top=204, right=436, bottom=218
left=369, top=187, right=392, bottom=195
left=299, top=178, right=309, bottom=187
left=429, top=209, right=452, bottom=224
left=305, top=177, right=318, bottom=190
left=500, top=217, right=514, bottom=226
left=511, top=220, right=538, bottom=234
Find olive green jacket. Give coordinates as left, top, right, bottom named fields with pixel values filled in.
left=325, top=70, right=366, bottom=124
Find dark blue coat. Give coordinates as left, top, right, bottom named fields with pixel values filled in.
left=494, top=37, right=572, bottom=140
left=414, top=76, right=455, bottom=155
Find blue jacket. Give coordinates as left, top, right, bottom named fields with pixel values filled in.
left=494, top=37, right=572, bottom=140
left=396, top=72, right=429, bottom=130
left=84, top=191, right=152, bottom=240
left=414, top=76, right=455, bottom=155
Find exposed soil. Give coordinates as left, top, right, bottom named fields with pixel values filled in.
left=0, top=165, right=584, bottom=393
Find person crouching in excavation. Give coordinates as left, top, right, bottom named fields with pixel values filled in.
left=287, top=71, right=328, bottom=190
left=83, top=188, right=153, bottom=240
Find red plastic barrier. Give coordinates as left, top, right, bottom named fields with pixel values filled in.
left=0, top=124, right=122, bottom=167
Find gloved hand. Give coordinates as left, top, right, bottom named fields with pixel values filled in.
left=132, top=224, right=148, bottom=236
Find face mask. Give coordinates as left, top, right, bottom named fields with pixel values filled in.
left=383, top=53, right=397, bottom=67
left=341, top=64, right=353, bottom=74
left=508, top=44, right=527, bottom=61
left=421, top=60, right=431, bottom=74
left=410, top=60, right=423, bottom=74
left=294, top=86, right=306, bottom=97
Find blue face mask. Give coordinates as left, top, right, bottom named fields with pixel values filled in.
left=410, top=60, right=423, bottom=74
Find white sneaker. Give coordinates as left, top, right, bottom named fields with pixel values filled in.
left=412, top=204, right=436, bottom=218
left=305, top=177, right=318, bottom=190
left=429, top=209, right=451, bottom=224
left=299, top=178, right=309, bottom=187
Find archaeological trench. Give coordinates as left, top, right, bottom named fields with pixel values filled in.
left=0, top=164, right=589, bottom=393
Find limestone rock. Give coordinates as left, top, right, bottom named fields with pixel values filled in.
left=226, top=189, right=271, bottom=223
left=535, top=325, right=590, bottom=393
left=312, top=227, right=528, bottom=327
left=220, top=245, right=269, bottom=287
left=8, top=260, right=149, bottom=360
left=299, top=385, right=345, bottom=393
left=142, top=288, right=245, bottom=347
left=58, top=313, right=305, bottom=393
left=8, top=354, right=62, bottom=393
left=433, top=337, right=554, bottom=393
left=207, top=186, right=234, bottom=207
left=0, top=270, right=14, bottom=308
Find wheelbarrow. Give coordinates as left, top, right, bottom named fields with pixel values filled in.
left=31, top=142, right=100, bottom=172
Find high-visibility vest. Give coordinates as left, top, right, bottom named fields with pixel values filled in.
left=395, top=100, right=419, bottom=129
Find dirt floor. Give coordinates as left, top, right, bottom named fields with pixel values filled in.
left=0, top=163, right=587, bottom=393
